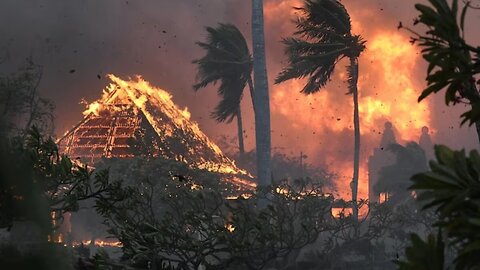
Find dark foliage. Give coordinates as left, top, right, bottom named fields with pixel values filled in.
left=396, top=232, right=445, bottom=270
left=193, top=23, right=253, bottom=123
left=403, top=0, right=480, bottom=125
left=275, top=0, right=365, bottom=94
left=0, top=126, right=116, bottom=231
left=95, top=176, right=333, bottom=270
left=407, top=146, right=480, bottom=269
left=375, top=143, right=429, bottom=204
left=0, top=58, right=54, bottom=135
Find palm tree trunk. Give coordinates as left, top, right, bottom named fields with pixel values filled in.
left=252, top=0, right=271, bottom=187
left=467, top=82, right=480, bottom=144
left=236, top=107, right=245, bottom=158
left=247, top=76, right=256, bottom=113
left=350, top=57, right=360, bottom=223
left=474, top=121, right=480, bottom=144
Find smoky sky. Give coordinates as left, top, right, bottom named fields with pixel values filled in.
left=1, top=0, right=480, bottom=196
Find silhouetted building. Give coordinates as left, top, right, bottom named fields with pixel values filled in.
left=380, top=121, right=396, bottom=149
left=368, top=122, right=397, bottom=203
left=419, top=126, right=434, bottom=160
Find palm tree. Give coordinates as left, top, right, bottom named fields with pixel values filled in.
left=193, top=23, right=255, bottom=158
left=275, top=0, right=366, bottom=220
left=252, top=0, right=272, bottom=188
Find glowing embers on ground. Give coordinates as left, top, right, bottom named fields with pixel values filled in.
left=58, top=74, right=253, bottom=189
left=72, top=239, right=123, bottom=248
left=331, top=208, right=354, bottom=219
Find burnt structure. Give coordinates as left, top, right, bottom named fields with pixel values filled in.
left=58, top=75, right=254, bottom=190
left=368, top=123, right=434, bottom=203
left=419, top=126, right=434, bottom=160
left=367, top=122, right=397, bottom=203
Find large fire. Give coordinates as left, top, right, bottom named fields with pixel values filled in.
left=265, top=2, right=432, bottom=200
left=82, top=74, right=242, bottom=175
left=58, top=2, right=432, bottom=201
left=60, top=74, right=254, bottom=190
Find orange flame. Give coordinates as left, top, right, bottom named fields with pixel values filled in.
left=269, top=32, right=431, bottom=200
left=78, top=74, right=253, bottom=179
left=331, top=207, right=353, bottom=219
left=72, top=239, right=123, bottom=248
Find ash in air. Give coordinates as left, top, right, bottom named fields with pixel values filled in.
left=1, top=0, right=479, bottom=269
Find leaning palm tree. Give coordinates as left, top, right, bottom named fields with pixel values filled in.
left=252, top=0, right=272, bottom=188
left=193, top=23, right=255, bottom=158
left=275, top=0, right=366, bottom=220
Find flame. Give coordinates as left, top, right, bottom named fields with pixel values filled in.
left=363, top=33, right=431, bottom=136
left=180, top=107, right=191, bottom=120
left=331, top=207, right=353, bottom=219
left=83, top=101, right=103, bottom=117
left=191, top=183, right=202, bottom=190
left=379, top=192, right=389, bottom=204
left=71, top=74, right=254, bottom=184
left=226, top=193, right=252, bottom=200
left=261, top=1, right=434, bottom=200
left=72, top=239, right=123, bottom=248
left=225, top=223, right=235, bottom=233
left=275, top=187, right=289, bottom=195
left=269, top=32, right=431, bottom=200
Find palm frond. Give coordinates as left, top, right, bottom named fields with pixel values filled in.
left=276, top=0, right=365, bottom=94
left=212, top=78, right=247, bottom=123
left=298, top=0, right=352, bottom=37
left=294, top=17, right=346, bottom=42
left=303, top=63, right=336, bottom=93
left=282, top=37, right=345, bottom=57
left=193, top=23, right=252, bottom=122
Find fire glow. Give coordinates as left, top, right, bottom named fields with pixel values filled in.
left=268, top=32, right=431, bottom=199
left=60, top=2, right=432, bottom=201
left=66, top=74, right=254, bottom=184
left=259, top=0, right=434, bottom=200
left=72, top=239, right=123, bottom=248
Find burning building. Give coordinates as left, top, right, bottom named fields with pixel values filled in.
left=58, top=74, right=255, bottom=190
left=368, top=122, right=434, bottom=203
left=367, top=122, right=397, bottom=203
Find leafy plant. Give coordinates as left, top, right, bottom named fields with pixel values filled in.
left=409, top=145, right=480, bottom=269
left=402, top=0, right=480, bottom=127
left=0, top=58, right=54, bottom=135
left=276, top=0, right=366, bottom=220
left=193, top=23, right=254, bottom=157
left=396, top=232, right=445, bottom=270
left=0, top=126, right=116, bottom=232
left=95, top=175, right=333, bottom=270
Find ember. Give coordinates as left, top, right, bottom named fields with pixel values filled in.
left=72, top=239, right=123, bottom=248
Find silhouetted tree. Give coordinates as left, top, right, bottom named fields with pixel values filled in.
left=402, top=0, right=480, bottom=143
left=0, top=127, right=115, bottom=233
left=95, top=177, right=332, bottom=270
left=276, top=0, right=366, bottom=220
left=193, top=24, right=254, bottom=158
left=0, top=58, right=54, bottom=136
left=397, top=1, right=480, bottom=268
left=252, top=0, right=272, bottom=188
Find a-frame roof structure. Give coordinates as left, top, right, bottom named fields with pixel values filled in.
left=58, top=75, right=254, bottom=190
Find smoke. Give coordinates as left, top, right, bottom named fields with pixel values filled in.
left=0, top=0, right=231, bottom=132
left=1, top=0, right=479, bottom=198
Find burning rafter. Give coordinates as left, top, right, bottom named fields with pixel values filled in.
left=58, top=74, right=255, bottom=190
